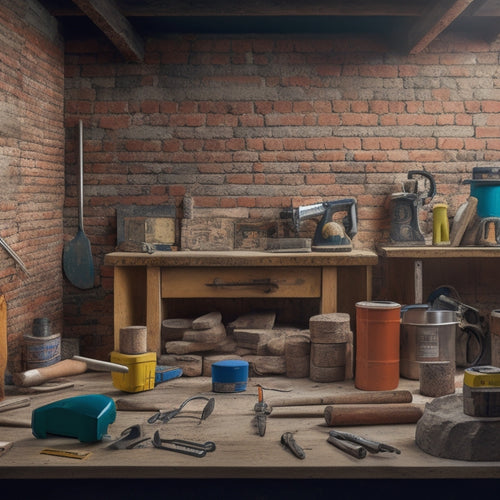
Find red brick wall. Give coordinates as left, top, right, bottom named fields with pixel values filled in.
left=63, top=31, right=500, bottom=358
left=0, top=0, right=65, bottom=371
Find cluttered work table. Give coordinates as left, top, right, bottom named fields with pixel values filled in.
left=0, top=369, right=499, bottom=481
left=104, top=250, right=378, bottom=356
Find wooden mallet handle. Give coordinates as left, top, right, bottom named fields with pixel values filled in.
left=268, top=390, right=413, bottom=409
left=12, top=359, right=87, bottom=387
left=324, top=403, right=424, bottom=426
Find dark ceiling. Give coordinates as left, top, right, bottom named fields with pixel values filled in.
left=38, top=0, right=500, bottom=62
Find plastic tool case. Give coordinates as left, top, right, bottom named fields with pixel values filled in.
left=32, top=394, right=116, bottom=443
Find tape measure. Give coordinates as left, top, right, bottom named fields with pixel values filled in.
left=463, top=365, right=500, bottom=388
left=463, top=366, right=500, bottom=417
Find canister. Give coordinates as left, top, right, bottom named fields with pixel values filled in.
left=211, top=359, right=249, bottom=393
left=400, top=307, right=458, bottom=380
left=463, top=179, right=500, bottom=217
left=355, top=301, right=401, bottom=391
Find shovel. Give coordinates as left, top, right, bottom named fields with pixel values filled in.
left=63, top=120, right=94, bottom=289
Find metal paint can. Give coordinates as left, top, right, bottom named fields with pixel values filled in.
left=24, top=333, right=61, bottom=369
left=355, top=301, right=401, bottom=391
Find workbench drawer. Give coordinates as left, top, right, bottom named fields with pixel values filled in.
left=161, top=267, right=321, bottom=298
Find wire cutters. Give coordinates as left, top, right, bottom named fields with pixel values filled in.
left=147, top=395, right=215, bottom=424
left=152, top=430, right=216, bottom=457
left=327, top=430, right=401, bottom=459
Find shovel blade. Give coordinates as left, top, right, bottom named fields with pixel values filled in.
left=63, top=229, right=94, bottom=289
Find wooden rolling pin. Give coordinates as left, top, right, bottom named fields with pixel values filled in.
left=12, top=359, right=88, bottom=387
left=324, top=403, right=424, bottom=426
left=12, top=356, right=130, bottom=387
left=267, top=390, right=412, bottom=410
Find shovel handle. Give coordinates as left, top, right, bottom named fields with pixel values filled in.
left=78, top=119, right=84, bottom=230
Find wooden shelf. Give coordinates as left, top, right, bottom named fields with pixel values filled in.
left=378, top=245, right=500, bottom=259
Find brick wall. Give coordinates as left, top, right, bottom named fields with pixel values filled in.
left=0, top=0, right=65, bottom=371
left=63, top=30, right=500, bottom=359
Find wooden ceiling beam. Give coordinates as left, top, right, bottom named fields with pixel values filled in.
left=49, top=0, right=431, bottom=18
left=406, top=0, right=477, bottom=54
left=71, top=0, right=144, bottom=62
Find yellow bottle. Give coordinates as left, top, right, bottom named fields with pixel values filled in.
left=433, top=203, right=450, bottom=245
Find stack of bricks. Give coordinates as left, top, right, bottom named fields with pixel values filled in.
left=308, top=313, right=353, bottom=383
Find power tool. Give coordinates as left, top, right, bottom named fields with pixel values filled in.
left=280, top=198, right=358, bottom=252
left=389, top=170, right=436, bottom=245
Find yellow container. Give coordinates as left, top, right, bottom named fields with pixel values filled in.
left=110, top=351, right=156, bottom=393
left=464, top=366, right=500, bottom=388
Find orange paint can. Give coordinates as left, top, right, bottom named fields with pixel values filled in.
left=355, top=301, right=401, bottom=391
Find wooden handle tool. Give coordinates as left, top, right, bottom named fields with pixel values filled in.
left=73, top=355, right=129, bottom=373
left=324, top=403, right=424, bottom=426
left=267, top=390, right=413, bottom=410
left=12, top=359, right=87, bottom=387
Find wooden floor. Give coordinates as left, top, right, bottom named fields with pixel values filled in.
left=0, top=369, right=499, bottom=496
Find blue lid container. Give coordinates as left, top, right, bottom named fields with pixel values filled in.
left=211, top=360, right=249, bottom=393
left=464, top=179, right=500, bottom=217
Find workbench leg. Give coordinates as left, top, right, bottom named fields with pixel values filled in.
left=414, top=260, right=423, bottom=304
left=146, top=266, right=162, bottom=357
left=113, top=267, right=134, bottom=352
left=113, top=266, right=147, bottom=352
left=320, top=267, right=338, bottom=313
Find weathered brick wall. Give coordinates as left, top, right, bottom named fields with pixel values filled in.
left=0, top=0, right=65, bottom=371
left=63, top=31, right=500, bottom=358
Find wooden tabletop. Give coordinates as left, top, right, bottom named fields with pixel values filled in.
left=104, top=250, right=378, bottom=268
left=0, top=370, right=498, bottom=481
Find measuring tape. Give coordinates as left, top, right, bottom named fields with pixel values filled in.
left=463, top=365, right=500, bottom=388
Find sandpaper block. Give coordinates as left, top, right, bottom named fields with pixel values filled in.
left=266, top=238, right=311, bottom=252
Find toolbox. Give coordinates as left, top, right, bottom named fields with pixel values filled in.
left=32, top=394, right=116, bottom=443
left=110, top=351, right=156, bottom=393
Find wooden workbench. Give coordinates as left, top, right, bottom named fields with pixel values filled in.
left=0, top=370, right=498, bottom=483
left=104, top=250, right=378, bottom=356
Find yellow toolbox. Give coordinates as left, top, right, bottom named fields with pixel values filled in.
left=110, top=351, right=156, bottom=393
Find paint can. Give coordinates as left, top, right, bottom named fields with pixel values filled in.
left=24, top=333, right=61, bottom=369
left=355, top=301, right=401, bottom=391
left=211, top=359, right=249, bottom=393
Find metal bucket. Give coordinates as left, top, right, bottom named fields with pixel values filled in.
left=400, top=307, right=458, bottom=380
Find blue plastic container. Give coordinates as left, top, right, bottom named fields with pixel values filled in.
left=211, top=360, right=249, bottom=393
left=466, top=180, right=500, bottom=217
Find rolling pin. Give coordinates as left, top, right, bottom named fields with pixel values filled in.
left=324, top=403, right=424, bottom=426
left=12, top=359, right=88, bottom=387
left=267, top=390, right=412, bottom=410
left=12, top=356, right=130, bottom=387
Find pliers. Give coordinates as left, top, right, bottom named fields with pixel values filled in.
left=327, top=429, right=401, bottom=459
